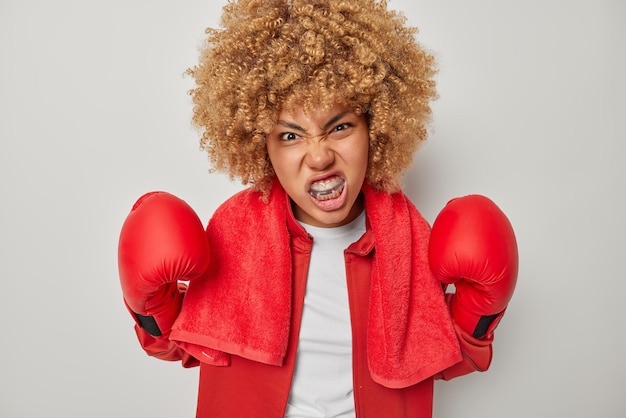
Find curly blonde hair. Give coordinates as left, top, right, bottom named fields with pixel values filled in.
left=188, top=0, right=437, bottom=194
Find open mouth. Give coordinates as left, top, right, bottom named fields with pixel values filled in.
left=309, top=176, right=345, bottom=201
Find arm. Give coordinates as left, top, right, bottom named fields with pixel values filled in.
left=435, top=293, right=494, bottom=380
left=118, top=192, right=209, bottom=368
left=429, top=195, right=518, bottom=380
left=127, top=283, right=199, bottom=368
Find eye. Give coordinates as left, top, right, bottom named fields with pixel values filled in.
left=333, top=123, right=351, bottom=132
left=279, top=132, right=299, bottom=141
left=329, top=122, right=354, bottom=139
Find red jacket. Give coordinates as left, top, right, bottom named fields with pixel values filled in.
left=131, top=185, right=494, bottom=417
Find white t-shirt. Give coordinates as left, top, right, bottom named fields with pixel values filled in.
left=285, top=211, right=367, bottom=418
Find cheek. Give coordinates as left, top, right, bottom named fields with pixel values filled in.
left=268, top=146, right=297, bottom=179
left=266, top=144, right=282, bottom=171
left=350, top=138, right=370, bottom=173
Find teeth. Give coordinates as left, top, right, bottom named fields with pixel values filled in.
left=309, top=177, right=345, bottom=200
left=310, top=177, right=343, bottom=192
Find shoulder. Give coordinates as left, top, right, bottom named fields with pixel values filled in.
left=213, top=187, right=263, bottom=216
left=209, top=181, right=288, bottom=230
left=206, top=181, right=291, bottom=256
left=362, top=184, right=430, bottom=228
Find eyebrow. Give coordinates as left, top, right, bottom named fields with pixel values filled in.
left=276, top=111, right=349, bottom=133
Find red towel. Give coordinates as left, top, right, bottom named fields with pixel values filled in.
left=170, top=180, right=461, bottom=388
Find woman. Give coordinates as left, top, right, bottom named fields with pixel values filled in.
left=118, top=1, right=518, bottom=416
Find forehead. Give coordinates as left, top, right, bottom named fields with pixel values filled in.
left=273, top=103, right=368, bottom=136
left=276, top=90, right=366, bottom=120
left=258, top=84, right=368, bottom=135
left=279, top=86, right=341, bottom=111
left=277, top=102, right=352, bottom=122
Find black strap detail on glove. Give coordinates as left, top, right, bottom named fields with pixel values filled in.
left=473, top=313, right=500, bottom=339
left=133, top=312, right=162, bottom=337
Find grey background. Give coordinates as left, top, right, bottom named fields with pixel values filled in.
left=1, top=0, right=624, bottom=417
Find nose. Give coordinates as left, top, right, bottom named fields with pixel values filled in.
left=304, top=138, right=335, bottom=170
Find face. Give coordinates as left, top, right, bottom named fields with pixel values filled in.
left=267, top=103, right=370, bottom=228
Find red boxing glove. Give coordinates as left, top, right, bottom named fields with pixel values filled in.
left=429, top=195, right=518, bottom=339
left=118, top=192, right=209, bottom=337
